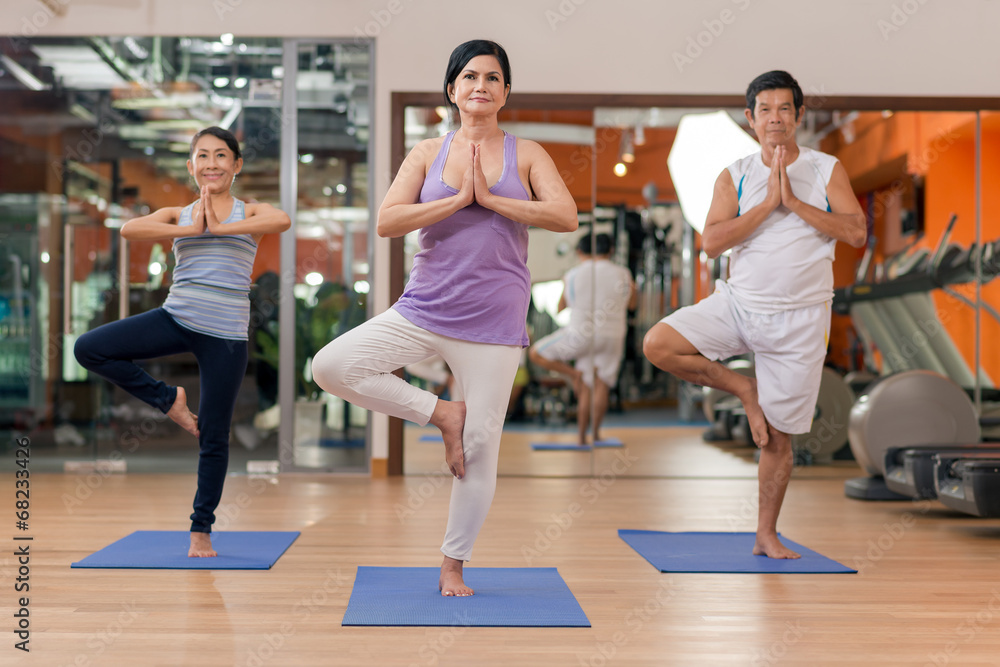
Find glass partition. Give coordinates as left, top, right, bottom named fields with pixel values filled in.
left=0, top=35, right=374, bottom=474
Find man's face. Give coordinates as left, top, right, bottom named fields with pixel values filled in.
left=746, top=88, right=803, bottom=148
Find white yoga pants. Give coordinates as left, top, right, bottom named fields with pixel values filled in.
left=311, top=307, right=521, bottom=561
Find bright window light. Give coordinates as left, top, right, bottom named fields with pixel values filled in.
left=667, top=110, right=759, bottom=234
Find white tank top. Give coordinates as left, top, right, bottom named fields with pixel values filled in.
left=725, top=147, right=839, bottom=313
left=563, top=258, right=632, bottom=338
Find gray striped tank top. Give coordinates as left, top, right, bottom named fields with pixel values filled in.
left=162, top=199, right=258, bottom=340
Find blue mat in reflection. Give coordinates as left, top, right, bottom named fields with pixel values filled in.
left=71, top=531, right=299, bottom=569
left=618, top=530, right=856, bottom=574
left=594, top=438, right=624, bottom=448
left=342, top=566, right=590, bottom=627
left=531, top=442, right=592, bottom=451
left=418, top=434, right=443, bottom=442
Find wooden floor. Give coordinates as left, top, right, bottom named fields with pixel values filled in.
left=12, top=426, right=1000, bottom=666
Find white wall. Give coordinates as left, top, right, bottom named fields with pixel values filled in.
left=7, top=0, right=998, bottom=459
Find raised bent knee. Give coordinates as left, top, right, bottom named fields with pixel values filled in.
left=642, top=325, right=671, bottom=370
left=73, top=332, right=99, bottom=369
left=310, top=346, right=346, bottom=395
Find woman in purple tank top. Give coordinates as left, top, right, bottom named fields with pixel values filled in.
left=313, top=40, right=577, bottom=596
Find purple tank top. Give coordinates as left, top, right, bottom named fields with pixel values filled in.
left=393, top=131, right=531, bottom=346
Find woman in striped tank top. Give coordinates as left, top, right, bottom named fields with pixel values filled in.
left=75, top=127, right=290, bottom=558
left=312, top=40, right=578, bottom=596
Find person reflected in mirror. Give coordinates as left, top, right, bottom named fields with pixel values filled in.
left=528, top=233, right=636, bottom=445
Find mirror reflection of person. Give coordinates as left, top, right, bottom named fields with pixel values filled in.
left=74, top=127, right=291, bottom=558
left=312, top=40, right=577, bottom=596
left=528, top=233, right=636, bottom=445
left=643, top=71, right=866, bottom=559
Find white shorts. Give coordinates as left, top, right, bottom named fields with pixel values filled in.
left=660, top=282, right=830, bottom=434
left=533, top=327, right=626, bottom=388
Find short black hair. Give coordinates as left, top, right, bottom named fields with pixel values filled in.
left=577, top=233, right=613, bottom=256
left=745, top=70, right=804, bottom=120
left=190, top=126, right=242, bottom=160
left=443, top=40, right=511, bottom=111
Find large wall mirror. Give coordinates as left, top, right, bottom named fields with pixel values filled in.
left=391, top=93, right=1000, bottom=480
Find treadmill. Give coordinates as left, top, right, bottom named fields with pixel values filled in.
left=934, top=451, right=1000, bottom=517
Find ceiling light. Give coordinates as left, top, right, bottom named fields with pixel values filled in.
left=335, top=183, right=347, bottom=194
left=305, top=272, right=324, bottom=286
left=620, top=129, right=635, bottom=163
left=322, top=186, right=334, bottom=196
left=634, top=125, right=646, bottom=146
left=300, top=154, right=314, bottom=164
left=613, top=162, right=628, bottom=177
left=213, top=77, right=230, bottom=88
left=220, top=33, right=235, bottom=46
left=234, top=77, right=248, bottom=88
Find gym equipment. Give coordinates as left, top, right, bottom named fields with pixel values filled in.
left=701, top=358, right=753, bottom=443
left=617, top=530, right=856, bottom=574
left=702, top=362, right=855, bottom=464
left=791, top=367, right=855, bottom=464
left=844, top=370, right=981, bottom=500
left=934, top=452, right=1000, bottom=517
left=884, top=444, right=1000, bottom=499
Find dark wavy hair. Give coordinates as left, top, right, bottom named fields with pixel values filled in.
left=189, top=126, right=242, bottom=160
left=745, top=70, right=804, bottom=120
left=443, top=40, right=511, bottom=111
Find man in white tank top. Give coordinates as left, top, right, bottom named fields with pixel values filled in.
left=644, top=71, right=867, bottom=559
left=530, top=233, right=637, bottom=445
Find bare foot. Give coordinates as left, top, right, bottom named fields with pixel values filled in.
left=439, top=556, right=473, bottom=597
left=430, top=400, right=466, bottom=479
left=740, top=377, right=769, bottom=448
left=168, top=387, right=200, bottom=437
left=188, top=532, right=217, bottom=557
left=753, top=533, right=801, bottom=559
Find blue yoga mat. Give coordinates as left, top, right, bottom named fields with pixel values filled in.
left=594, top=438, right=624, bottom=448
left=531, top=442, right=592, bottom=451
left=418, top=434, right=444, bottom=442
left=342, top=566, right=591, bottom=627
left=618, top=530, right=856, bottom=574
left=71, top=531, right=299, bottom=570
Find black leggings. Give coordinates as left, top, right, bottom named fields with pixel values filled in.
left=75, top=308, right=248, bottom=533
